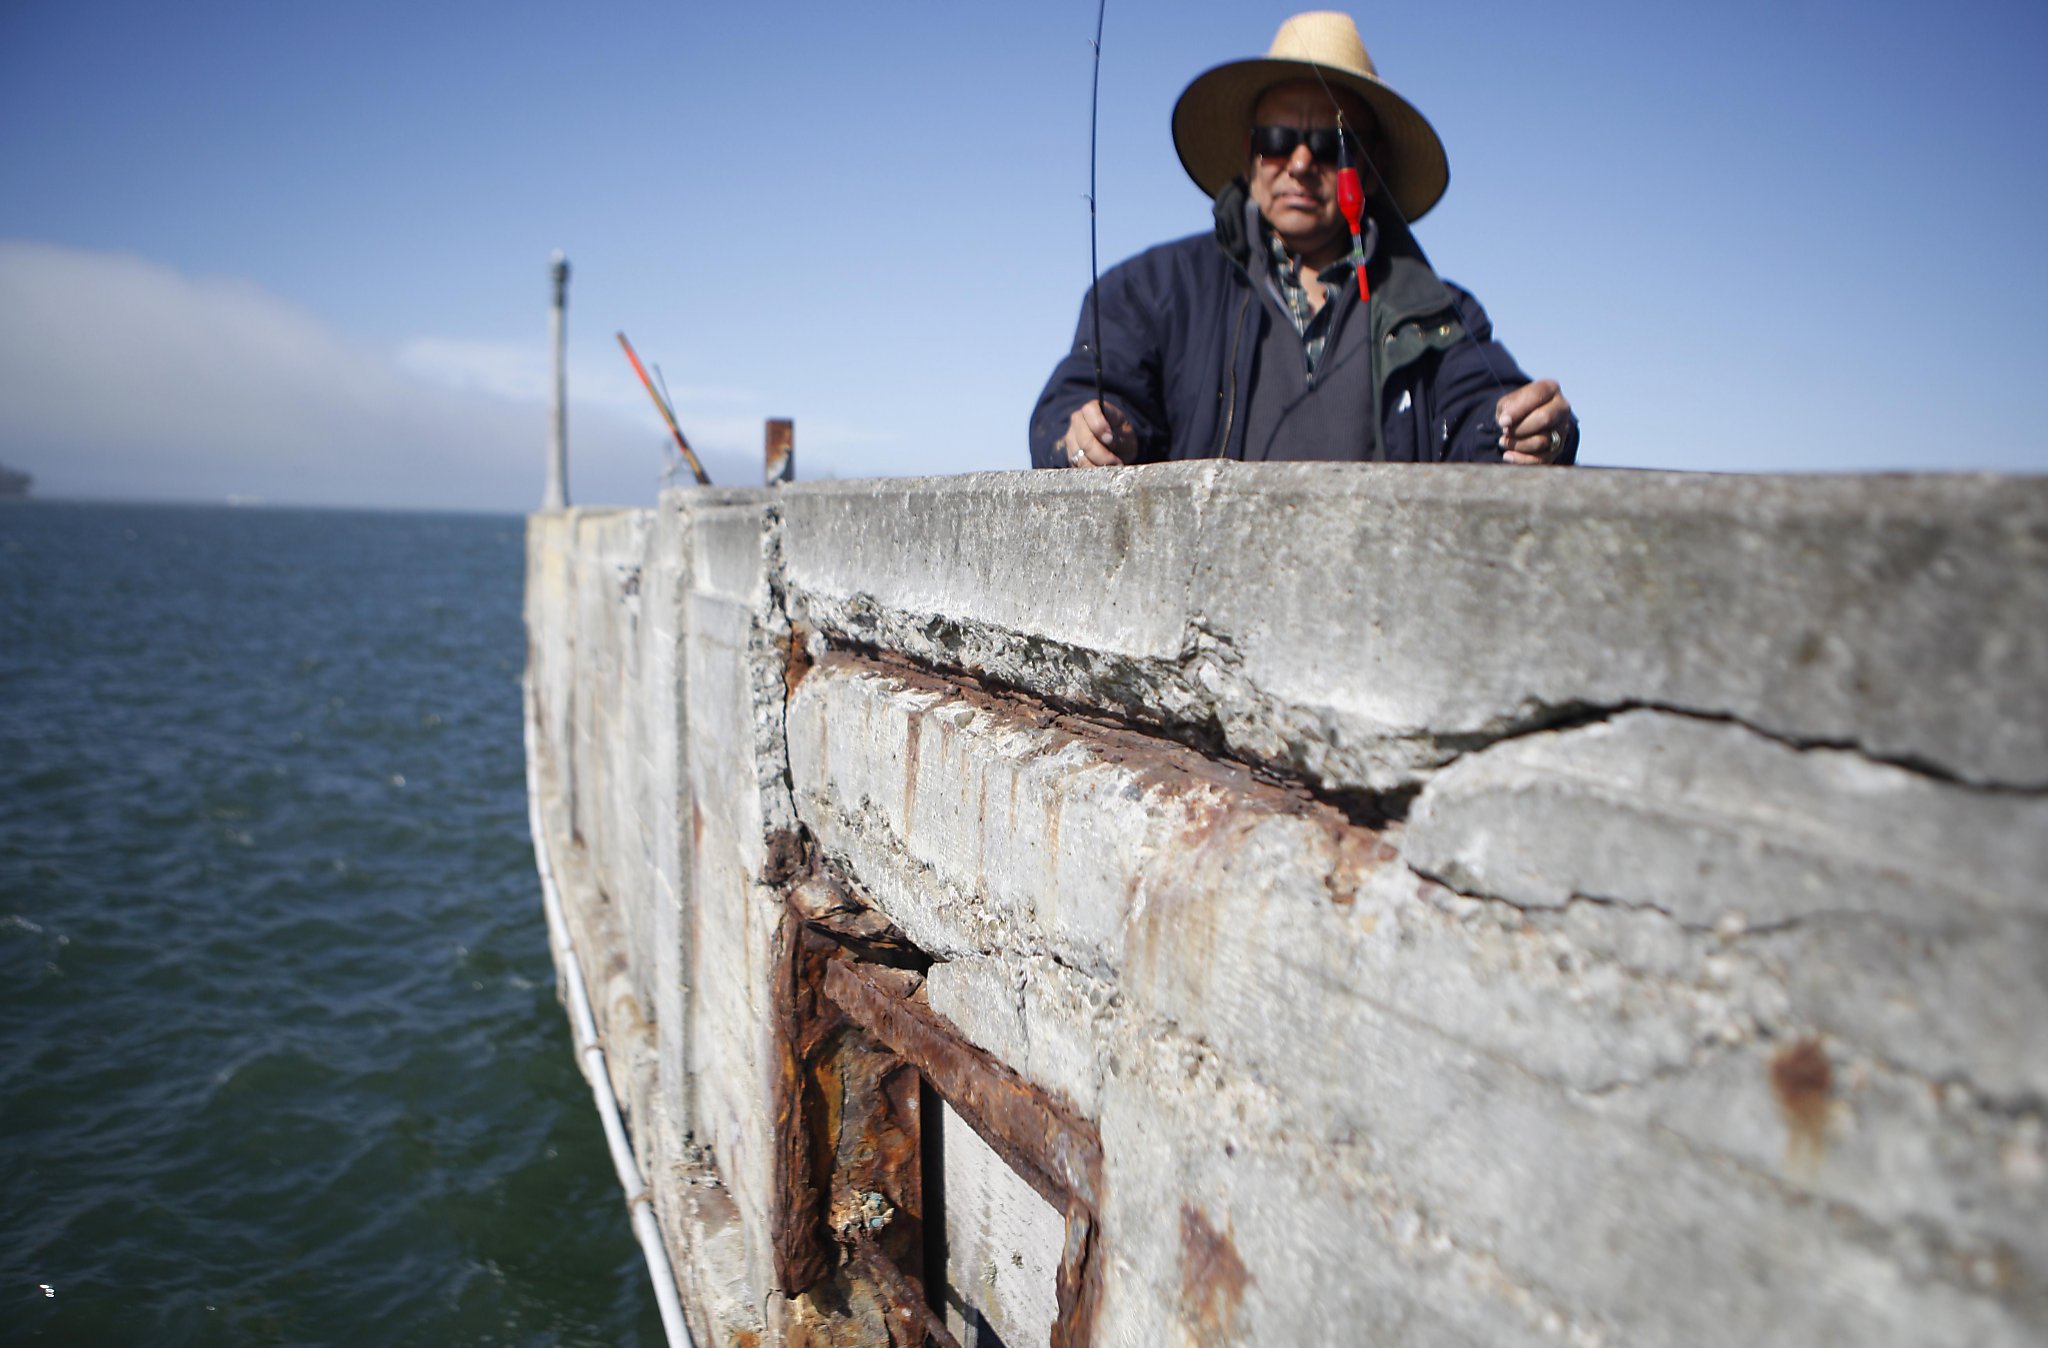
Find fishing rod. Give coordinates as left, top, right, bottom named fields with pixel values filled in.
left=1086, top=0, right=1109, bottom=408
left=1287, top=19, right=1524, bottom=444
left=615, top=331, right=712, bottom=486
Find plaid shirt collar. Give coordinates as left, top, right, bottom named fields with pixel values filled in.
left=1265, top=227, right=1361, bottom=375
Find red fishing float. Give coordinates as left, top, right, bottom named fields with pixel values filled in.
left=1336, top=132, right=1369, bottom=306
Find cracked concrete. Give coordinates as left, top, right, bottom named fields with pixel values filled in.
left=1405, top=708, right=2048, bottom=925
left=527, top=463, right=2048, bottom=1346
left=781, top=651, right=2042, bottom=1343
left=779, top=465, right=2048, bottom=791
left=1404, top=709, right=2048, bottom=1102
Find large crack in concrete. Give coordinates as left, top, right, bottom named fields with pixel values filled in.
left=785, top=650, right=1741, bottom=1102
left=755, top=503, right=800, bottom=839
left=781, top=584, right=2048, bottom=808
left=781, top=599, right=1423, bottom=829
left=776, top=636, right=2018, bottom=1073
left=1429, top=696, right=2048, bottom=798
left=777, top=585, right=2046, bottom=1107
left=1414, top=861, right=2048, bottom=1119
left=755, top=519, right=2046, bottom=1336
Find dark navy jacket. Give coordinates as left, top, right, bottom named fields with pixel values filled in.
left=1030, top=179, right=1577, bottom=468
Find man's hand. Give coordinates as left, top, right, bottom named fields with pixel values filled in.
left=1057, top=400, right=1134, bottom=468
left=1495, top=380, right=1573, bottom=465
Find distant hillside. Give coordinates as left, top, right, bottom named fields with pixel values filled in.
left=0, top=463, right=31, bottom=498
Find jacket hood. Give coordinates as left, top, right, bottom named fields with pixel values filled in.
left=1212, top=177, right=1256, bottom=264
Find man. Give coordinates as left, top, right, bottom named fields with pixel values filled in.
left=1032, top=12, right=1576, bottom=469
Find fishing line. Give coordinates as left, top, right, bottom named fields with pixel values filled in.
left=1087, top=0, right=1108, bottom=408
left=653, top=363, right=677, bottom=421
left=1282, top=18, right=1523, bottom=436
left=652, top=363, right=683, bottom=485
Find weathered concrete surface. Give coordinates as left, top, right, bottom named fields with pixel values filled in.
left=937, top=1098, right=1063, bottom=1348
left=786, top=657, right=2043, bottom=1346
left=1404, top=710, right=2048, bottom=1101
left=527, top=463, right=2048, bottom=1346
left=527, top=499, right=776, bottom=1347
left=674, top=497, right=791, bottom=1321
left=780, top=465, right=2048, bottom=790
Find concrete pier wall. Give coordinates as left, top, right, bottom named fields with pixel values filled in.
left=523, top=463, right=2048, bottom=1347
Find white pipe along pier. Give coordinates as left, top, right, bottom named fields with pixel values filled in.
left=524, top=698, right=692, bottom=1348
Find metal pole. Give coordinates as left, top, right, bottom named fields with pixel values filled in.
left=764, top=418, right=793, bottom=486
left=544, top=252, right=570, bottom=510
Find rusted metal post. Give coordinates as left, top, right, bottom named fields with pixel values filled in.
left=544, top=251, right=570, bottom=510
left=765, top=418, right=794, bottom=486
left=822, top=960, right=1103, bottom=1211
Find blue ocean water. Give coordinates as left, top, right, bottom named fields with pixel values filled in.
left=0, top=503, right=657, bottom=1346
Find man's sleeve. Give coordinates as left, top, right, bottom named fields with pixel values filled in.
left=1431, top=285, right=1579, bottom=465
left=1028, top=261, right=1172, bottom=468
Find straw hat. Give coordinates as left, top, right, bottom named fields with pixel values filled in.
left=1172, top=11, right=1450, bottom=221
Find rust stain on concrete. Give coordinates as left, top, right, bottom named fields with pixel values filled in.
left=1771, top=1037, right=1833, bottom=1166
left=975, top=765, right=990, bottom=899
left=1046, top=777, right=1064, bottom=867
left=901, top=709, right=922, bottom=837
left=1324, top=828, right=1395, bottom=907
left=1179, top=1205, right=1250, bottom=1343
left=805, top=655, right=1405, bottom=913
left=784, top=623, right=814, bottom=698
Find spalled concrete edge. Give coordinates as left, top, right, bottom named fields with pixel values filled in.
left=668, top=490, right=804, bottom=1333
left=775, top=465, right=2048, bottom=793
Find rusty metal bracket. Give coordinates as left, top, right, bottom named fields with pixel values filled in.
left=769, top=909, right=839, bottom=1292
left=823, top=960, right=1102, bottom=1214
left=770, top=871, right=1106, bottom=1347
left=823, top=956, right=1106, bottom=1347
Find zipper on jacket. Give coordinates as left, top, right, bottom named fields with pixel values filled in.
left=1216, top=287, right=1252, bottom=458
left=1302, top=273, right=1361, bottom=389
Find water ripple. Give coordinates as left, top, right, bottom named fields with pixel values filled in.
left=0, top=503, right=656, bottom=1346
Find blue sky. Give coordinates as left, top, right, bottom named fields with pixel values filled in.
left=2, top=0, right=2045, bottom=511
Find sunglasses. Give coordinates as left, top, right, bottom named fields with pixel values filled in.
left=1249, top=124, right=1365, bottom=166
